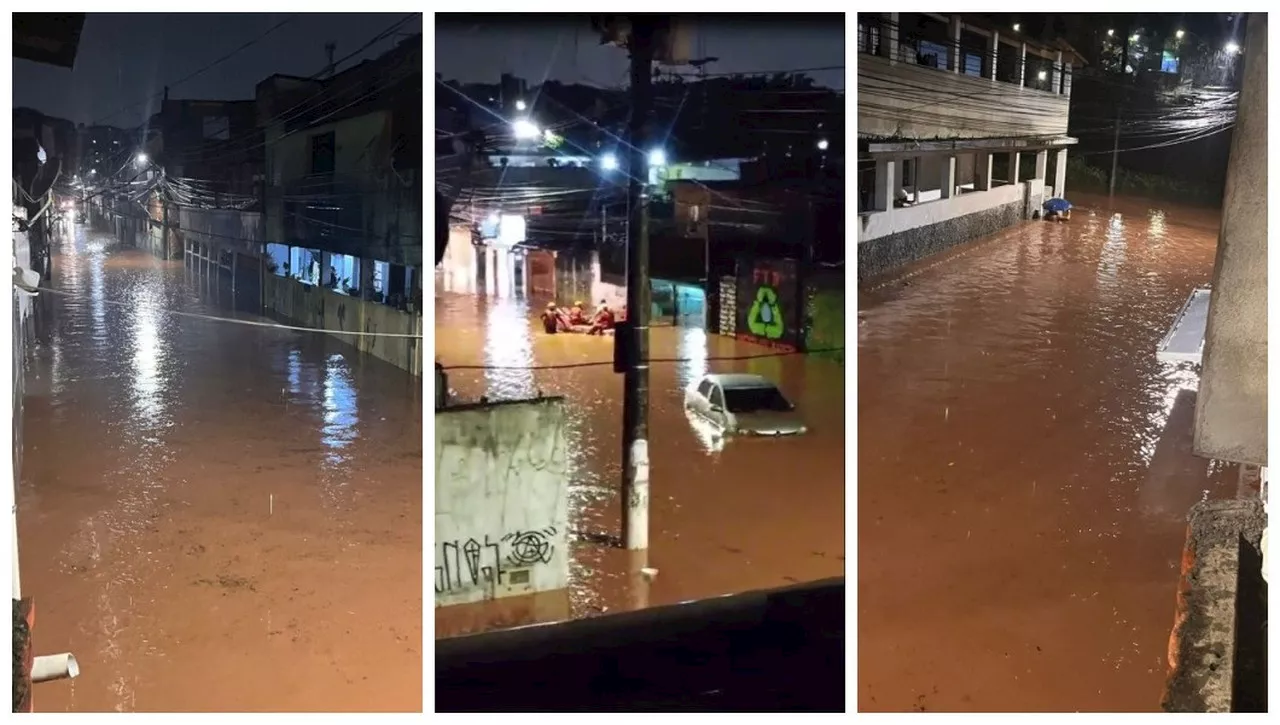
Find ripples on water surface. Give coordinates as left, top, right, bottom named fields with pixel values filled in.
left=857, top=195, right=1239, bottom=712
left=434, top=286, right=847, bottom=636
left=18, top=224, right=422, bottom=712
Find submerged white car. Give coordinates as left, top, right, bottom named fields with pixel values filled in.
left=684, top=373, right=806, bottom=437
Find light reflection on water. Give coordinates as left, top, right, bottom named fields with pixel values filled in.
left=19, top=223, right=423, bottom=712
left=857, top=194, right=1240, bottom=713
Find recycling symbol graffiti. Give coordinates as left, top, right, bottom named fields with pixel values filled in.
left=747, top=285, right=786, bottom=340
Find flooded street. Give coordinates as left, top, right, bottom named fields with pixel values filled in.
left=17, top=223, right=422, bottom=712
left=857, top=194, right=1239, bottom=712
left=433, top=271, right=847, bottom=636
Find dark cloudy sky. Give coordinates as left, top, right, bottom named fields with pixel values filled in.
left=434, top=14, right=845, bottom=90
left=13, top=12, right=423, bottom=128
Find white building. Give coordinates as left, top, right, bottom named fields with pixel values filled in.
left=857, top=13, right=1084, bottom=280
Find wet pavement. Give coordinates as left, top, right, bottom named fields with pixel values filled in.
left=857, top=194, right=1240, bottom=713
left=17, top=222, right=422, bottom=712
left=433, top=273, right=847, bottom=637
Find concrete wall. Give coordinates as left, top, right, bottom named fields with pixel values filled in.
left=859, top=178, right=1040, bottom=243
left=435, top=397, right=569, bottom=607
left=858, top=54, right=1070, bottom=139
left=263, top=273, right=424, bottom=376
left=1194, top=13, right=1268, bottom=467
left=858, top=181, right=1040, bottom=282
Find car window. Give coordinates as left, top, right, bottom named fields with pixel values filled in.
left=724, top=386, right=793, bottom=413
left=696, top=380, right=713, bottom=399
left=709, top=385, right=725, bottom=409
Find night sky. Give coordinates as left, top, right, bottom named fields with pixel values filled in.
left=13, top=12, right=423, bottom=128
left=434, top=14, right=845, bottom=91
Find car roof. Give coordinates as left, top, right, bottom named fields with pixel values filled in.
left=704, top=373, right=777, bottom=390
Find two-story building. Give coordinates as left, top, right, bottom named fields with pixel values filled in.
left=259, top=33, right=422, bottom=310
left=146, top=94, right=261, bottom=199
left=857, top=12, right=1084, bottom=281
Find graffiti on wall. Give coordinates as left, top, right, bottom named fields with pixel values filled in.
left=434, top=526, right=558, bottom=594
left=736, top=259, right=798, bottom=351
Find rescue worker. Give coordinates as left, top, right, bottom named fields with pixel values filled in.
left=588, top=300, right=616, bottom=335
left=568, top=300, right=588, bottom=326
left=541, top=302, right=564, bottom=334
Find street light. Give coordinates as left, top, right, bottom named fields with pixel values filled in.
left=135, top=152, right=148, bottom=165
left=601, top=153, right=619, bottom=170
left=817, top=139, right=829, bottom=151
left=515, top=99, right=527, bottom=111
left=648, top=149, right=666, bottom=166
left=1225, top=41, right=1241, bottom=54
left=1130, top=34, right=1139, bottom=42
left=1012, top=23, right=1020, bottom=32
left=1038, top=70, right=1047, bottom=80
left=512, top=119, right=540, bottom=140
left=1107, top=29, right=1114, bottom=36
left=1176, top=29, right=1186, bottom=39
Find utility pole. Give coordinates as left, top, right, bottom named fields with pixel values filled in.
left=1109, top=113, right=1121, bottom=200
left=621, top=19, right=655, bottom=552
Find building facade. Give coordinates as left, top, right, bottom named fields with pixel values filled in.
left=857, top=12, right=1082, bottom=281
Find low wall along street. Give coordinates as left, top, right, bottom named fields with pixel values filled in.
left=263, top=274, right=424, bottom=376
left=434, top=397, right=570, bottom=607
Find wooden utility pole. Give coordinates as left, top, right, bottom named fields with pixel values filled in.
left=621, top=19, right=655, bottom=551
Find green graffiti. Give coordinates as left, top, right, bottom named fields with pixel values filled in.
left=747, top=285, right=786, bottom=340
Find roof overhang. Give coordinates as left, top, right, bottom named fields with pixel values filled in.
left=864, top=135, right=1077, bottom=157
left=12, top=13, right=85, bottom=69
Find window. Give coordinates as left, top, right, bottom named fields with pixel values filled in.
left=310, top=131, right=336, bottom=175
left=1161, top=51, right=1180, bottom=74
left=697, top=380, right=714, bottom=398
left=724, top=386, right=793, bottom=413
left=709, top=385, right=725, bottom=410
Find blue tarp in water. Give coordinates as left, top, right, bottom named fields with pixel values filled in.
left=1043, top=197, right=1072, bottom=213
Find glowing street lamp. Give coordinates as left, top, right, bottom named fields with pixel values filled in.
left=512, top=119, right=540, bottom=140
left=1176, top=29, right=1185, bottom=39
left=1038, top=70, right=1047, bottom=80
left=1107, top=29, right=1114, bottom=36
left=1224, top=41, right=1240, bottom=54
left=647, top=149, right=667, bottom=166
left=600, top=153, right=619, bottom=171
left=1012, top=23, right=1020, bottom=32
left=515, top=99, right=527, bottom=111
left=817, top=139, right=830, bottom=151
left=135, top=152, right=148, bottom=165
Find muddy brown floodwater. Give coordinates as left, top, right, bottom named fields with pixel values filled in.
left=17, top=223, right=422, bottom=712
left=433, top=286, right=846, bottom=637
left=857, top=194, right=1241, bottom=713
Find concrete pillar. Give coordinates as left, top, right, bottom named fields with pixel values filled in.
left=1053, top=148, right=1068, bottom=197
left=948, top=16, right=962, bottom=73
left=1062, top=66, right=1073, bottom=98
left=974, top=152, right=993, bottom=191
left=884, top=12, right=899, bottom=62
left=874, top=158, right=897, bottom=212
left=1051, top=51, right=1063, bottom=93
left=988, top=31, right=999, bottom=80
left=1193, top=13, right=1267, bottom=466
left=912, top=157, right=922, bottom=203
left=1034, top=149, right=1048, bottom=180
left=1009, top=152, right=1021, bottom=184
left=1018, top=42, right=1027, bottom=86
left=940, top=156, right=956, bottom=199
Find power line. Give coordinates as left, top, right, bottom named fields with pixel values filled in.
left=92, top=15, right=301, bottom=126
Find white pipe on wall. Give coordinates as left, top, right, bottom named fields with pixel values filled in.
left=32, top=653, right=80, bottom=683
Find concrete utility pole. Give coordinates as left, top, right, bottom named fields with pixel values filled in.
left=621, top=19, right=655, bottom=552
left=1109, top=113, right=1121, bottom=199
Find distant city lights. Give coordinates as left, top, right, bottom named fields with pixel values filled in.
left=512, top=119, right=540, bottom=140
